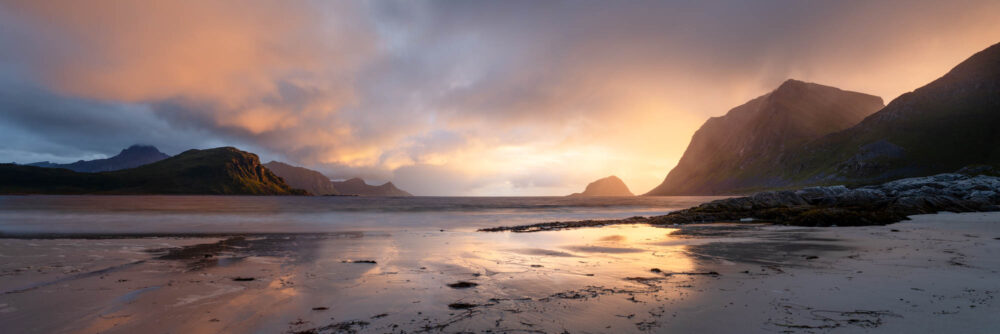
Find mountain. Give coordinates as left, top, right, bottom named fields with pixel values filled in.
left=263, top=161, right=339, bottom=195
left=28, top=145, right=170, bottom=172
left=569, top=176, right=634, bottom=196
left=646, top=79, right=884, bottom=195
left=332, top=178, right=413, bottom=196
left=649, top=44, right=1000, bottom=195
left=0, top=147, right=306, bottom=195
left=646, top=80, right=883, bottom=195
left=783, top=42, right=1000, bottom=185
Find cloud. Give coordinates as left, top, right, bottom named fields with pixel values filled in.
left=1, top=1, right=999, bottom=195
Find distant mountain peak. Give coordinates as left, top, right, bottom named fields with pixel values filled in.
left=28, top=144, right=170, bottom=173
left=119, top=144, right=165, bottom=155
left=263, top=161, right=339, bottom=195
left=776, top=78, right=807, bottom=89
left=332, top=177, right=413, bottom=196
left=124, top=144, right=158, bottom=150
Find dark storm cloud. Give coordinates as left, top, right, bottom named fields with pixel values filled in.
left=0, top=76, right=227, bottom=163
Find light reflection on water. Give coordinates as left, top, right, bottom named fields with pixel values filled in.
left=1, top=224, right=710, bottom=333
left=0, top=196, right=730, bottom=333
left=0, top=195, right=726, bottom=233
left=268, top=225, right=701, bottom=332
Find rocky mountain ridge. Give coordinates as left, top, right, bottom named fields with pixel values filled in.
left=647, top=41, right=1000, bottom=195
left=263, top=161, right=340, bottom=196
left=1, top=147, right=305, bottom=195
left=332, top=178, right=413, bottom=196
left=646, top=79, right=884, bottom=195
left=28, top=145, right=170, bottom=173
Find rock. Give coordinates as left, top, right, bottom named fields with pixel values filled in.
left=956, top=165, right=1000, bottom=176
left=485, top=173, right=1000, bottom=231
left=835, top=188, right=888, bottom=206
left=448, top=303, right=477, bottom=310
left=446, top=281, right=478, bottom=289
left=569, top=175, right=635, bottom=196
left=749, top=191, right=807, bottom=207
left=795, top=185, right=849, bottom=205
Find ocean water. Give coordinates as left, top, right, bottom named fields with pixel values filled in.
left=0, top=195, right=726, bottom=234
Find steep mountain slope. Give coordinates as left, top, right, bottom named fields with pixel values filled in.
left=569, top=176, right=634, bottom=196
left=264, top=161, right=339, bottom=195
left=332, top=178, right=413, bottom=196
left=28, top=145, right=170, bottom=172
left=0, top=147, right=305, bottom=195
left=646, top=79, right=884, bottom=195
left=784, top=42, right=1000, bottom=185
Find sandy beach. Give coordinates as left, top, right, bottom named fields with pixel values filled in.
left=1, top=211, right=997, bottom=333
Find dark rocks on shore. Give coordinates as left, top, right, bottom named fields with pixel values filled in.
left=648, top=173, right=1000, bottom=227
left=446, top=281, right=478, bottom=289
left=482, top=173, right=1000, bottom=231
left=447, top=303, right=478, bottom=310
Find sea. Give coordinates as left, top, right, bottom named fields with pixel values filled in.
left=0, top=195, right=726, bottom=234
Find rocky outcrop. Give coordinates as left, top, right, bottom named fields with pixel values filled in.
left=482, top=172, right=1000, bottom=232
left=649, top=173, right=1000, bottom=227
left=646, top=79, right=884, bottom=195
left=332, top=178, right=413, bottom=196
left=569, top=176, right=634, bottom=196
left=28, top=145, right=170, bottom=172
left=264, top=161, right=339, bottom=195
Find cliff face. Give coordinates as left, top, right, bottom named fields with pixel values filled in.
left=785, top=42, right=1000, bottom=185
left=332, top=178, right=413, bottom=196
left=28, top=145, right=170, bottom=172
left=264, top=161, right=339, bottom=195
left=1, top=147, right=305, bottom=195
left=569, top=176, right=634, bottom=196
left=646, top=80, right=884, bottom=195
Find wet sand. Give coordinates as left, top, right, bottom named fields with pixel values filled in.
left=1, top=212, right=999, bottom=333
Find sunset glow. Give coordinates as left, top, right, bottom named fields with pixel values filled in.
left=2, top=1, right=999, bottom=195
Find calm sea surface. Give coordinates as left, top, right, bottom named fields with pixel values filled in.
left=0, top=195, right=726, bottom=234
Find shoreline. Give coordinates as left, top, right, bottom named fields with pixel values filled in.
left=1, top=212, right=998, bottom=332
left=482, top=173, right=1000, bottom=232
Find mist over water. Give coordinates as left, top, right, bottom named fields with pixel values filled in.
left=0, top=196, right=726, bottom=234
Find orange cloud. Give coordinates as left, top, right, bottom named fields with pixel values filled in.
left=6, top=0, right=372, bottom=104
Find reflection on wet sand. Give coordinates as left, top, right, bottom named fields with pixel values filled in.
left=3, top=216, right=1000, bottom=332
left=0, top=226, right=700, bottom=333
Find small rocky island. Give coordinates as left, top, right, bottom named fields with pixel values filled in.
left=483, top=171, right=1000, bottom=232
left=568, top=175, right=634, bottom=196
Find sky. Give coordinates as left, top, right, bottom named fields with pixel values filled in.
left=1, top=1, right=999, bottom=196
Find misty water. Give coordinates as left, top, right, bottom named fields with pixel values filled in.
left=0, top=195, right=726, bottom=234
